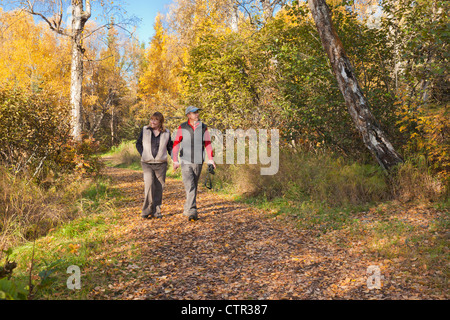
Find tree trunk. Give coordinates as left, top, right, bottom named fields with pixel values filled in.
left=110, top=106, right=115, bottom=146
left=70, top=0, right=91, bottom=141
left=307, top=0, right=403, bottom=170
left=70, top=34, right=84, bottom=141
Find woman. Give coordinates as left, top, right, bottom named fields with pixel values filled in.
left=136, top=112, right=173, bottom=219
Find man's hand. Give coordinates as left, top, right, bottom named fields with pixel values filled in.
left=208, top=160, right=216, bottom=169
left=173, top=162, right=180, bottom=170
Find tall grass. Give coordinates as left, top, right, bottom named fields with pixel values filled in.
left=0, top=166, right=117, bottom=251
left=390, top=155, right=447, bottom=202
left=214, top=148, right=447, bottom=206
left=101, top=140, right=142, bottom=171
left=214, top=149, right=391, bottom=207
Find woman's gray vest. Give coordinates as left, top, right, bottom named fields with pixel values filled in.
left=141, top=127, right=171, bottom=163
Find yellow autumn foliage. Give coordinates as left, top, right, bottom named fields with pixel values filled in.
left=138, top=13, right=183, bottom=119
left=396, top=98, right=449, bottom=184
left=0, top=9, right=71, bottom=97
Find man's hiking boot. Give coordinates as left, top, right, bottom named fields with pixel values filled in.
left=142, top=214, right=162, bottom=220
left=188, top=215, right=198, bottom=222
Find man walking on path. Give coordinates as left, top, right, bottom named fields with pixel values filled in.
left=172, top=106, right=216, bottom=221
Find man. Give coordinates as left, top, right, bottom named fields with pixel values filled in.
left=172, top=106, right=216, bottom=221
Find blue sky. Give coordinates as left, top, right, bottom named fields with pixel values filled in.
left=0, top=0, right=173, bottom=46
left=122, top=0, right=173, bottom=45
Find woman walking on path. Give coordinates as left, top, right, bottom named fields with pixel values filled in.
left=136, top=112, right=173, bottom=219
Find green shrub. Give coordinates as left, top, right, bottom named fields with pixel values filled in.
left=0, top=85, right=70, bottom=176
left=0, top=278, right=28, bottom=300
left=0, top=85, right=103, bottom=183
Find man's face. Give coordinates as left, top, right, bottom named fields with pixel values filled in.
left=187, top=111, right=199, bottom=122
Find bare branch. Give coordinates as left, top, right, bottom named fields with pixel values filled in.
left=82, top=22, right=136, bottom=41
left=22, top=0, right=71, bottom=37
left=83, top=54, right=113, bottom=63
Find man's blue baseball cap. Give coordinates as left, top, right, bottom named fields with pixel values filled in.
left=185, top=106, right=202, bottom=115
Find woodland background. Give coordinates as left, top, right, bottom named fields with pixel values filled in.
left=0, top=0, right=448, bottom=299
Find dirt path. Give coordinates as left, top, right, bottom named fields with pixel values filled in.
left=91, top=165, right=438, bottom=300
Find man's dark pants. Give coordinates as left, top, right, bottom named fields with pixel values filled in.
left=181, top=163, right=203, bottom=218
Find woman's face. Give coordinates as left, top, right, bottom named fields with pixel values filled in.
left=150, top=118, right=160, bottom=129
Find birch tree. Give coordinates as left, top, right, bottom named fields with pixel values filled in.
left=307, top=0, right=404, bottom=170
left=15, top=0, right=135, bottom=141
left=16, top=0, right=91, bottom=141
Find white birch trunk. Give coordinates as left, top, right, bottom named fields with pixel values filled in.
left=69, top=0, right=91, bottom=141
left=308, top=0, right=403, bottom=170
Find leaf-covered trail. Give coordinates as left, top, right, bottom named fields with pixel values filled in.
left=90, top=165, right=435, bottom=300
